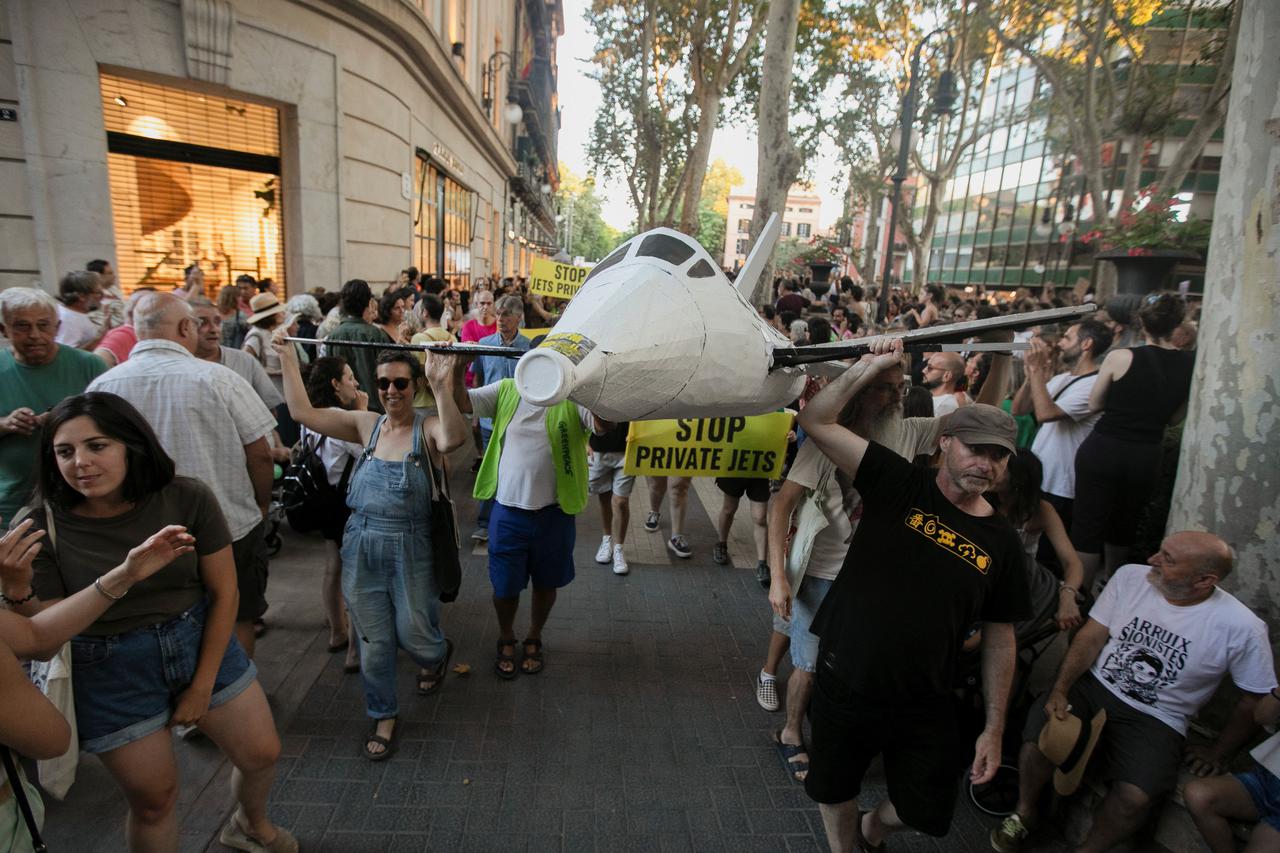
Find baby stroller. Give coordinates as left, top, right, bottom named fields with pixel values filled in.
left=264, top=462, right=287, bottom=556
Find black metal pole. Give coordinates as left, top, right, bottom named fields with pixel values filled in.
left=877, top=29, right=947, bottom=324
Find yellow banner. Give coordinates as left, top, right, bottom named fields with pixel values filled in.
left=518, top=327, right=551, bottom=340
left=529, top=257, right=590, bottom=300
left=624, top=413, right=793, bottom=478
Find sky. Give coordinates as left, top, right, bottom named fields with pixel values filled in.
left=556, top=0, right=847, bottom=233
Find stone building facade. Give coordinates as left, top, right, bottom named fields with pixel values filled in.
left=1, top=0, right=563, bottom=297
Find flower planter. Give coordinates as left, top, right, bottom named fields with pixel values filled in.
left=807, top=261, right=835, bottom=296
left=1095, top=248, right=1200, bottom=296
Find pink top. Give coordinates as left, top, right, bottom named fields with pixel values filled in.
left=460, top=319, right=496, bottom=343
left=460, top=319, right=496, bottom=386
left=97, top=324, right=137, bottom=365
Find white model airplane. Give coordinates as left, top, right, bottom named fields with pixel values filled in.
left=291, top=215, right=1095, bottom=421
left=513, top=215, right=1093, bottom=420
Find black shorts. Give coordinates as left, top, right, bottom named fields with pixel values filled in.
left=715, top=476, right=770, bottom=503
left=231, top=520, right=269, bottom=622
left=1022, top=672, right=1184, bottom=798
left=805, top=654, right=962, bottom=837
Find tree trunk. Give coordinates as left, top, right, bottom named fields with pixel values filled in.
left=861, top=189, right=883, bottom=285
left=1168, top=0, right=1278, bottom=660
left=676, top=92, right=722, bottom=234
left=747, top=0, right=803, bottom=305
left=1121, top=131, right=1146, bottom=210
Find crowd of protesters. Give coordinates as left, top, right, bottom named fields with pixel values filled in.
left=0, top=258, right=1276, bottom=853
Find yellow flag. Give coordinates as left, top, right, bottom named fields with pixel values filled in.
left=624, top=413, right=793, bottom=479
left=529, top=257, right=590, bottom=300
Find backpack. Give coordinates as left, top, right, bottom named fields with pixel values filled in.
left=282, top=432, right=352, bottom=533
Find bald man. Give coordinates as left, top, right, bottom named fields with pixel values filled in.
left=921, top=351, right=968, bottom=415
left=992, top=531, right=1277, bottom=853
left=88, top=292, right=277, bottom=657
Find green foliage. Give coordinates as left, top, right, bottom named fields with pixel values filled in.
left=555, top=164, right=622, bottom=262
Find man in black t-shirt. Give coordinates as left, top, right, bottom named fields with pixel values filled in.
left=796, top=337, right=1030, bottom=851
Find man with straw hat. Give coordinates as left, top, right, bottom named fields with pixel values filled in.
left=992, top=531, right=1276, bottom=853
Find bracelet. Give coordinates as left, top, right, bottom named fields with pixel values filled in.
left=94, top=577, right=125, bottom=602
left=1059, top=585, right=1078, bottom=596
left=0, top=588, right=36, bottom=606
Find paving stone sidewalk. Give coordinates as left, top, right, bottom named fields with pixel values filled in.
left=44, top=468, right=1076, bottom=853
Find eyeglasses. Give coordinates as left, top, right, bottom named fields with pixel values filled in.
left=376, top=377, right=412, bottom=391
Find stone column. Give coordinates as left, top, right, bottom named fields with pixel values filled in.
left=1168, top=0, right=1279, bottom=652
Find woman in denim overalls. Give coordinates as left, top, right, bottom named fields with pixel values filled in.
left=276, top=340, right=470, bottom=759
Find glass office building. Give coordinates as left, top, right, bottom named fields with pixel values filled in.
left=911, top=8, right=1225, bottom=295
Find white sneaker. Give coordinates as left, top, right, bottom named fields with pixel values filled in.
left=595, top=535, right=613, bottom=564
left=612, top=545, right=629, bottom=575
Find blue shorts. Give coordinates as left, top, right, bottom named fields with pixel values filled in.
left=488, top=503, right=576, bottom=598
left=770, top=576, right=834, bottom=673
left=1236, top=762, right=1280, bottom=832
left=71, top=598, right=257, bottom=754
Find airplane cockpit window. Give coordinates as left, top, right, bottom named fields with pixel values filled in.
left=637, top=234, right=696, bottom=266
left=583, top=240, right=633, bottom=284
left=687, top=259, right=716, bottom=278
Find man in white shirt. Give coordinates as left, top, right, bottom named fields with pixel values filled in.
left=88, top=292, right=277, bottom=657
left=992, top=531, right=1277, bottom=853
left=921, top=351, right=968, bottom=415
left=468, top=377, right=606, bottom=679
left=1011, top=319, right=1113, bottom=546
left=54, top=270, right=106, bottom=350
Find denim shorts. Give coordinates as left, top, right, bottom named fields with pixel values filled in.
left=770, top=576, right=834, bottom=673
left=71, top=598, right=257, bottom=754
left=1237, top=761, right=1280, bottom=832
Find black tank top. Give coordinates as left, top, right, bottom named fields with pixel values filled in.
left=1094, top=346, right=1195, bottom=444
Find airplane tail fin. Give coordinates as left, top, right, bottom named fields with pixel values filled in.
left=734, top=212, right=781, bottom=302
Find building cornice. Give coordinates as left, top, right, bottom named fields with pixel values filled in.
left=297, top=0, right=518, bottom=180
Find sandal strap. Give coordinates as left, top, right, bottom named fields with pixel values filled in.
left=521, top=637, right=543, bottom=650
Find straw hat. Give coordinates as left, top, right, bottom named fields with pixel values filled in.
left=247, top=292, right=286, bottom=325
left=1038, top=707, right=1107, bottom=796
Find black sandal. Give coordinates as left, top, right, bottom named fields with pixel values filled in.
left=362, top=718, right=397, bottom=762
left=495, top=638, right=518, bottom=680
left=521, top=637, right=544, bottom=675
left=417, top=639, right=453, bottom=695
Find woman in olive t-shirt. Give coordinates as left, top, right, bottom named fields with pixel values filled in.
left=0, top=392, right=296, bottom=853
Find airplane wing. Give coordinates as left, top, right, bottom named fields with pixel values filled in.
left=770, top=304, right=1097, bottom=369
left=284, top=338, right=526, bottom=358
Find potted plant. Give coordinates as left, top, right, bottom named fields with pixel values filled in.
left=1082, top=187, right=1210, bottom=295
left=790, top=235, right=846, bottom=296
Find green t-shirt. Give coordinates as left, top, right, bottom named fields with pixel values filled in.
left=29, top=477, right=233, bottom=635
left=0, top=346, right=105, bottom=521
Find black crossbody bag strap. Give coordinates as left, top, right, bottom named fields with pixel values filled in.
left=1, top=745, right=48, bottom=852
left=1050, top=370, right=1098, bottom=403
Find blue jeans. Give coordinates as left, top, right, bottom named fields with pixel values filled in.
left=770, top=576, right=834, bottom=673
left=476, top=423, right=495, bottom=528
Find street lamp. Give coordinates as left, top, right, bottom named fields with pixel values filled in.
left=877, top=28, right=956, bottom=323
left=482, top=51, right=524, bottom=124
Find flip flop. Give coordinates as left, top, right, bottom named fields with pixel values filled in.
left=772, top=730, right=809, bottom=783
left=417, top=639, right=454, bottom=695
left=363, top=718, right=397, bottom=762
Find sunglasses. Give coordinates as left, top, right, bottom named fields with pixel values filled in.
left=376, top=377, right=413, bottom=391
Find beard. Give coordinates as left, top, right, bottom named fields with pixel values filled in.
left=854, top=402, right=904, bottom=448
left=1060, top=347, right=1081, bottom=369
left=920, top=377, right=943, bottom=391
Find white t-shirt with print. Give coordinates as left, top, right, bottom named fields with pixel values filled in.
left=787, top=416, right=944, bottom=581
left=469, top=381, right=595, bottom=511
left=1030, top=371, right=1100, bottom=499
left=1088, top=564, right=1276, bottom=735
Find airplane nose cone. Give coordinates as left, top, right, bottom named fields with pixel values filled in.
left=515, top=348, right=572, bottom=406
